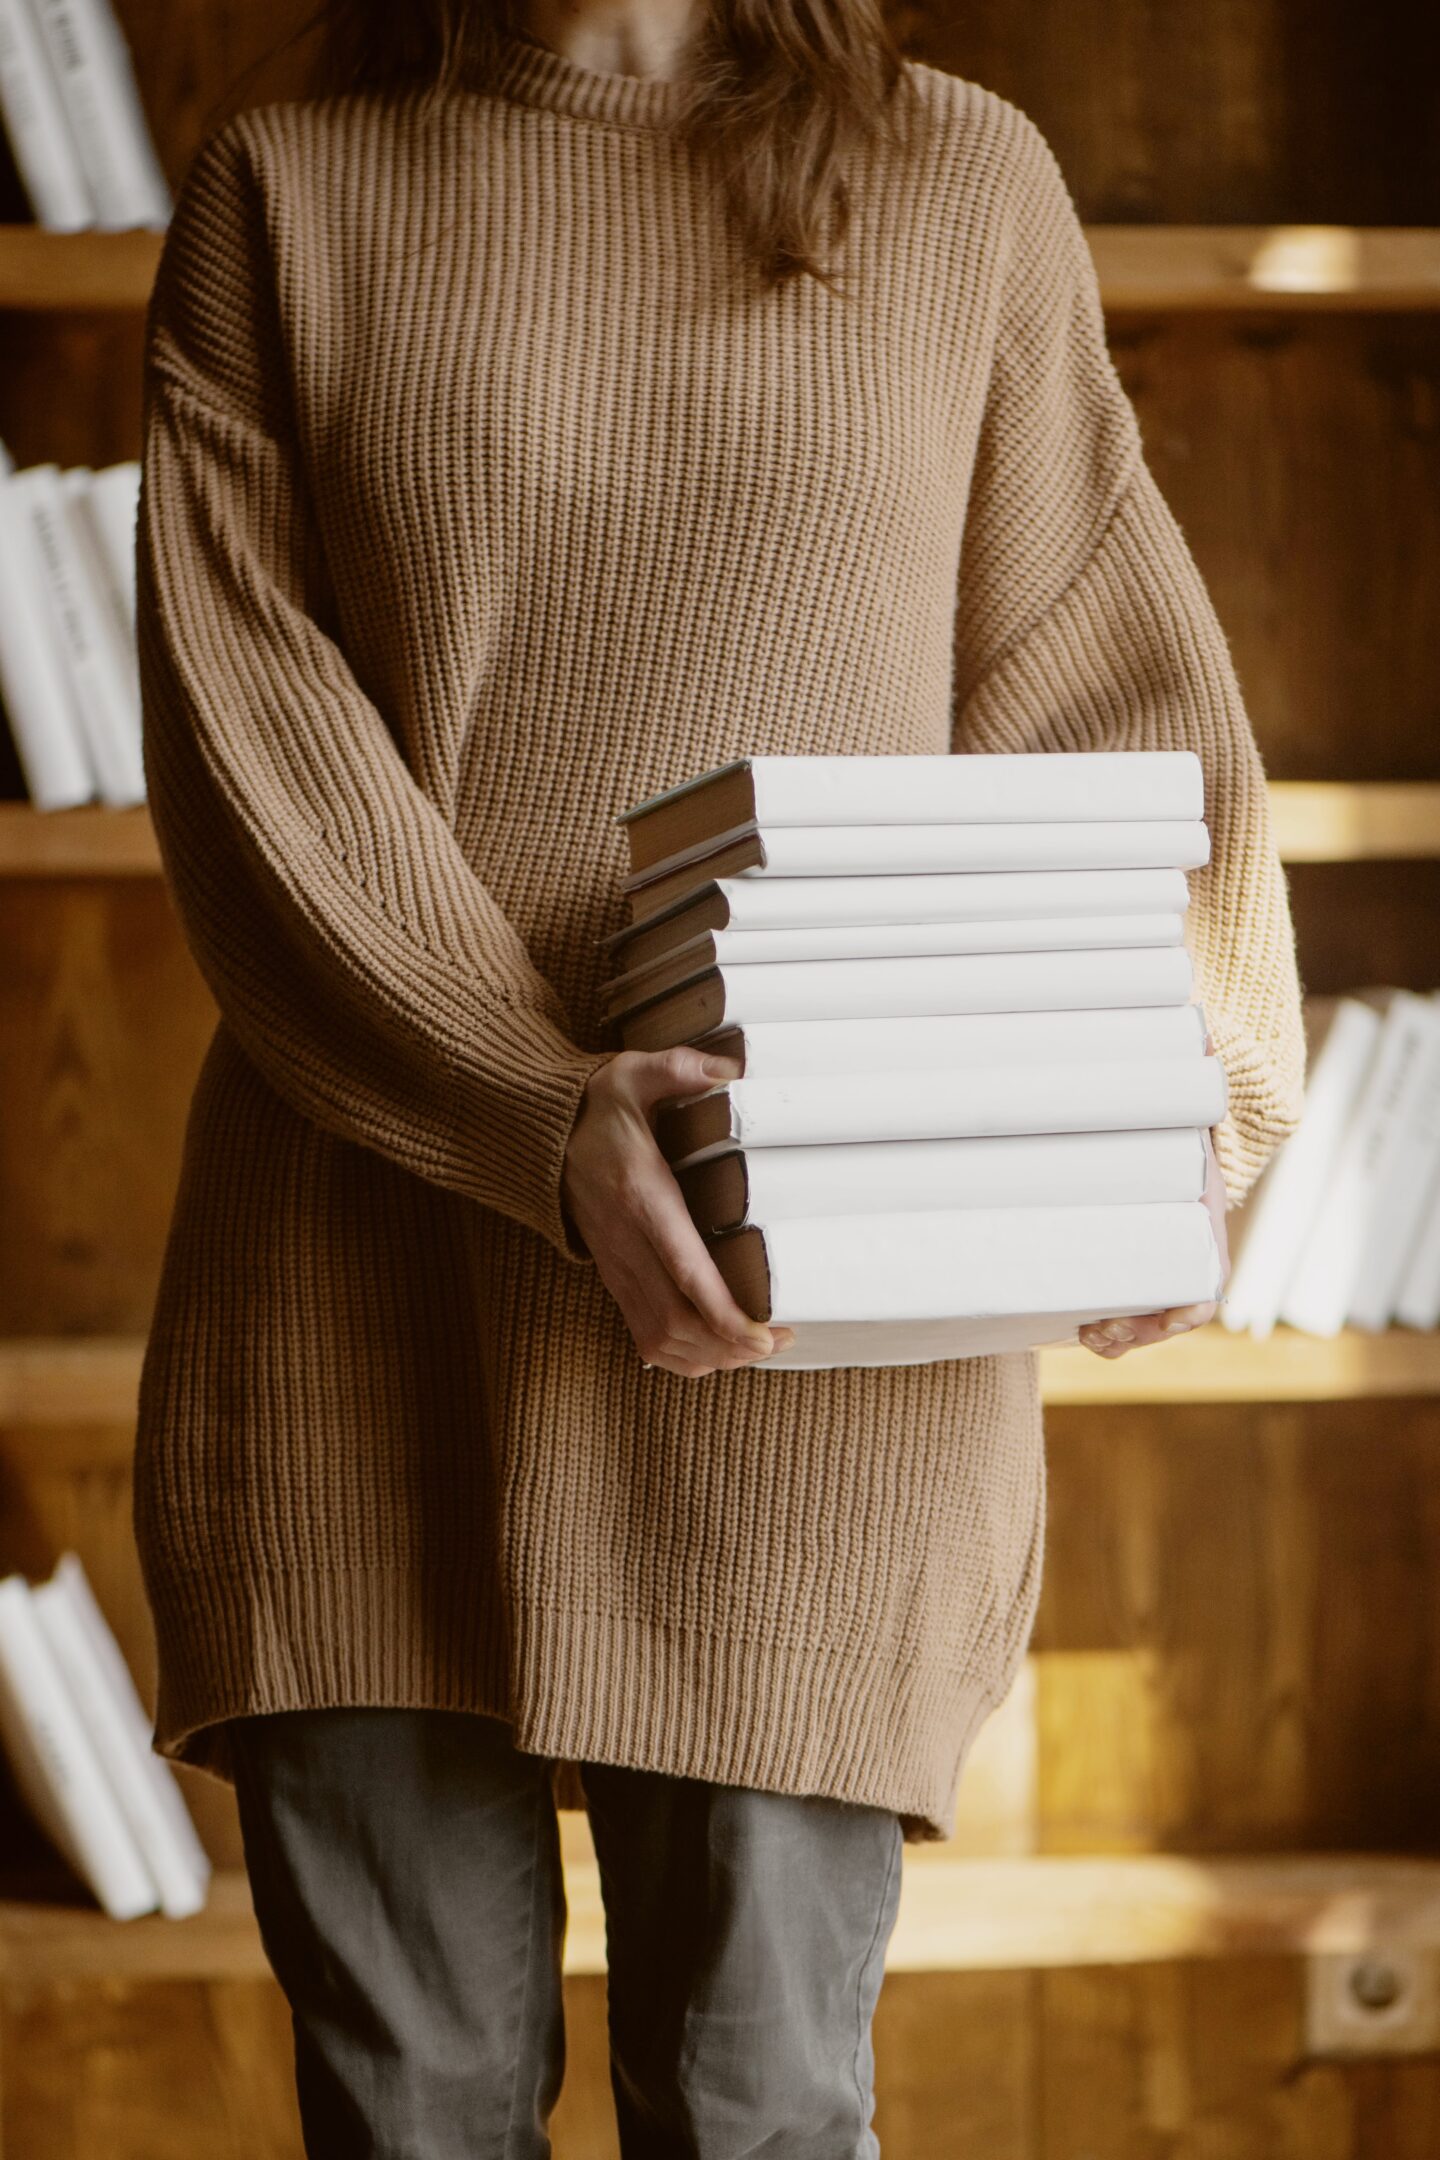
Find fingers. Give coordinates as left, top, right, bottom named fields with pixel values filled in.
left=621, top=1043, right=743, bottom=1122
left=598, top=1048, right=802, bottom=1372
left=634, top=1168, right=796, bottom=1370
left=1078, top=1301, right=1217, bottom=1357
left=571, top=1059, right=795, bottom=1375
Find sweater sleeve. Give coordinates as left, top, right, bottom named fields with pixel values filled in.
left=950, top=106, right=1306, bottom=1205
left=136, top=115, right=613, bottom=1262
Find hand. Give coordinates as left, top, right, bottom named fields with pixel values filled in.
left=561, top=1046, right=798, bottom=1377
left=1078, top=1122, right=1231, bottom=1359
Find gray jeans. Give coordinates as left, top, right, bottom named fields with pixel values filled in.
left=230, top=1707, right=904, bottom=2159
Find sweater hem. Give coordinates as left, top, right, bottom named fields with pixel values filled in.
left=146, top=1564, right=1006, bottom=1843
left=507, top=1595, right=1003, bottom=1843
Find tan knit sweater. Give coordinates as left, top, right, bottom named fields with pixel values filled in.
left=133, top=31, right=1305, bottom=1842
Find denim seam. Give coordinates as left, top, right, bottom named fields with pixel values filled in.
left=500, top=1777, right=549, bottom=2157
left=849, top=1818, right=902, bottom=2148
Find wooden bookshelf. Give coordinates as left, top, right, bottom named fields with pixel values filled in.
left=2, top=780, right=1437, bottom=876
left=3, top=1327, right=1437, bottom=1434
left=5, top=1849, right=1438, bottom=1982
left=4, top=223, right=1439, bottom=315
left=4, top=11, right=1439, bottom=2151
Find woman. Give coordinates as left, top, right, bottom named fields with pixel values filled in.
left=133, top=0, right=1305, bottom=2147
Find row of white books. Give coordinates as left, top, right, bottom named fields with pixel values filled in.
left=606, top=751, right=1227, bottom=1369
left=1224, top=986, right=1440, bottom=1339
left=0, top=1552, right=211, bottom=1918
left=0, top=439, right=143, bottom=805
left=0, top=0, right=170, bottom=228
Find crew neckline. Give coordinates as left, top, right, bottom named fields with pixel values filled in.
left=486, top=24, right=691, bottom=131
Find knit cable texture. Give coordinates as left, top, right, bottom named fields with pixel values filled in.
left=132, top=37, right=1304, bottom=1841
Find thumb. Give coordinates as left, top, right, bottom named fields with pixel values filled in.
left=627, top=1043, right=743, bottom=1114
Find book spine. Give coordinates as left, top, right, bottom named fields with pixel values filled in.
left=28, top=0, right=170, bottom=227
left=36, top=1558, right=208, bottom=1917
left=1282, top=992, right=1439, bottom=1337
left=0, top=1576, right=157, bottom=1918
left=1220, top=997, right=1383, bottom=1338
left=14, top=463, right=144, bottom=803
left=0, top=0, right=94, bottom=226
left=1395, top=1161, right=1440, bottom=1331
left=56, top=1552, right=212, bottom=1896
left=0, top=449, right=94, bottom=804
left=1347, top=1003, right=1440, bottom=1331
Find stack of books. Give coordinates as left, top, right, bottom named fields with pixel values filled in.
left=0, top=438, right=143, bottom=807
left=601, top=752, right=1228, bottom=1369
left=0, top=1552, right=210, bottom=1918
left=0, top=0, right=170, bottom=231
left=1223, top=986, right=1440, bottom=1339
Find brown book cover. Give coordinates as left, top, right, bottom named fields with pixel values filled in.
left=616, top=761, right=761, bottom=875
left=676, top=1150, right=751, bottom=1235
left=598, top=882, right=733, bottom=970
left=611, top=971, right=731, bottom=1050
left=702, top=1222, right=772, bottom=1321
left=621, top=825, right=767, bottom=921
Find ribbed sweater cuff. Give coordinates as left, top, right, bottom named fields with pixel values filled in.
left=454, top=1022, right=615, bottom=1262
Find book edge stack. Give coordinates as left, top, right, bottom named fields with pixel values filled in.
left=606, top=753, right=1226, bottom=1370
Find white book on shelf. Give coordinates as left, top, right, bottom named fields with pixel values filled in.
left=1281, top=989, right=1440, bottom=1338
left=59, top=462, right=141, bottom=682
left=664, top=1056, right=1227, bottom=1165
left=619, top=750, right=1204, bottom=829
left=1221, top=996, right=1384, bottom=1339
left=706, top=1125, right=1209, bottom=1222
left=10, top=460, right=145, bottom=803
left=0, top=1573, right=157, bottom=1918
left=608, top=865, right=1192, bottom=943
left=52, top=1553, right=211, bottom=1900
left=1349, top=990, right=1440, bottom=1332
left=0, top=0, right=93, bottom=227
left=1395, top=1054, right=1440, bottom=1331
left=696, top=1003, right=1210, bottom=1079
left=0, top=441, right=93, bottom=805
left=623, top=818, right=1212, bottom=897
left=26, top=0, right=170, bottom=228
left=720, top=1198, right=1224, bottom=1370
left=30, top=1555, right=209, bottom=1918
left=85, top=458, right=140, bottom=630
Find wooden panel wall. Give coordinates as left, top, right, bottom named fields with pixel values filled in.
left=7, top=1967, right=1440, bottom=2158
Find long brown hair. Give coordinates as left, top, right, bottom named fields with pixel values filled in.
left=276, top=0, right=927, bottom=295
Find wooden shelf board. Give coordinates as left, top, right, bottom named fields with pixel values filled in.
left=0, top=225, right=163, bottom=310
left=0, top=1337, right=144, bottom=1426
left=1268, top=781, right=1440, bottom=861
left=1039, top=1322, right=1440, bottom=1404
left=1, top=1326, right=1435, bottom=1437
left=5, top=1852, right=1439, bottom=1982
left=1088, top=225, right=1440, bottom=311
left=0, top=804, right=158, bottom=874
left=5, top=224, right=1439, bottom=314
left=3, top=784, right=1436, bottom=877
